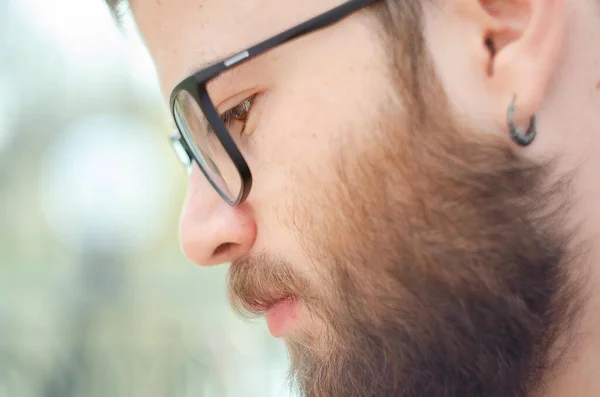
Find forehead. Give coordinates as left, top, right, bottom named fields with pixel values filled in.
left=131, top=0, right=347, bottom=97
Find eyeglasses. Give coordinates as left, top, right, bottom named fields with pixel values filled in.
left=169, top=0, right=379, bottom=206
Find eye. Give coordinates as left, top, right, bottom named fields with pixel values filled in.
left=220, top=95, right=256, bottom=136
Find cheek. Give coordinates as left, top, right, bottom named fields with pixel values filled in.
left=248, top=69, right=391, bottom=202
left=246, top=82, right=391, bottom=270
left=240, top=17, right=396, bottom=276
left=239, top=89, right=344, bottom=280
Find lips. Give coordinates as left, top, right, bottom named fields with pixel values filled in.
left=238, top=295, right=300, bottom=337
left=265, top=299, right=300, bottom=337
left=228, top=254, right=306, bottom=335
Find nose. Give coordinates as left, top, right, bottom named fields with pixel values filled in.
left=179, top=165, right=257, bottom=266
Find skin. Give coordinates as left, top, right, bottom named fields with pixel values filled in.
left=130, top=0, right=600, bottom=395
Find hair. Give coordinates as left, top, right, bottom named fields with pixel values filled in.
left=105, top=0, right=128, bottom=23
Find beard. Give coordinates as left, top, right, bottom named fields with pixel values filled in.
left=228, top=29, right=584, bottom=397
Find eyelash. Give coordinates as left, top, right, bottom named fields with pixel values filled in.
left=220, top=95, right=256, bottom=135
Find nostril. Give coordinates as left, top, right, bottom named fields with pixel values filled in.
left=213, top=242, right=236, bottom=257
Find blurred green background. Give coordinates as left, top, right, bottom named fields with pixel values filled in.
left=0, top=1, right=291, bottom=396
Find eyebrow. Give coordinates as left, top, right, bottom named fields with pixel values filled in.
left=184, top=48, right=249, bottom=82
left=175, top=54, right=248, bottom=131
left=177, top=47, right=251, bottom=109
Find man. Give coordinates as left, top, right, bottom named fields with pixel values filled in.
left=106, top=0, right=600, bottom=396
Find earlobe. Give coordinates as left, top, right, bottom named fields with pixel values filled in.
left=481, top=0, right=566, bottom=126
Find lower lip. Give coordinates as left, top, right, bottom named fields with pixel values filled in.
left=265, top=299, right=299, bottom=337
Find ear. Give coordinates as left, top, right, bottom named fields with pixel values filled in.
left=467, top=0, right=567, bottom=126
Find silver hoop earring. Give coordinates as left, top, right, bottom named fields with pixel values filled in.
left=507, top=96, right=536, bottom=146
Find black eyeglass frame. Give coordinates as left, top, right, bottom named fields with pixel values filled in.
left=169, top=0, right=380, bottom=206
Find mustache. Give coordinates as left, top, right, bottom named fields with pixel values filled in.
left=228, top=252, right=310, bottom=318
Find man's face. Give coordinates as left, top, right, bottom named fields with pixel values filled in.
left=133, top=1, right=579, bottom=396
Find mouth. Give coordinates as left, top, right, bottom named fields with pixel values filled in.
left=238, top=293, right=301, bottom=337
left=264, top=298, right=300, bottom=337
left=228, top=254, right=307, bottom=337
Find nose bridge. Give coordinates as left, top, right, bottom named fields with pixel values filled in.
left=186, top=165, right=223, bottom=215
left=179, top=166, right=256, bottom=266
